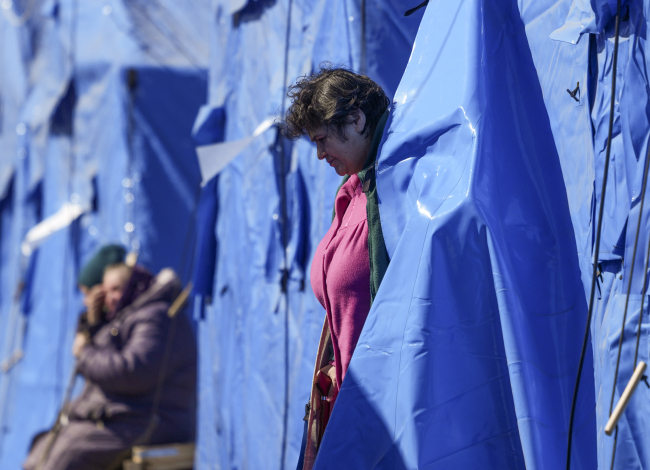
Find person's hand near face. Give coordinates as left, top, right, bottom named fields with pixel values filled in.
left=309, top=109, right=371, bottom=176
left=73, top=284, right=106, bottom=357
left=82, top=284, right=106, bottom=326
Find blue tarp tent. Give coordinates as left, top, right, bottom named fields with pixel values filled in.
left=316, top=1, right=650, bottom=468
left=2, top=0, right=650, bottom=468
left=523, top=0, right=650, bottom=467
left=0, top=1, right=209, bottom=468
left=317, top=0, right=596, bottom=468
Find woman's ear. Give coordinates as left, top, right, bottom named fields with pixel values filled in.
left=352, top=109, right=367, bottom=134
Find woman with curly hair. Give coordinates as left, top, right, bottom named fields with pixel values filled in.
left=282, top=65, right=390, bottom=470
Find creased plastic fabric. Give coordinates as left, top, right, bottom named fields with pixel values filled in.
left=192, top=1, right=423, bottom=469
left=524, top=0, right=650, bottom=467
left=0, top=1, right=207, bottom=468
left=315, top=1, right=596, bottom=468
left=8, top=0, right=644, bottom=468
left=583, top=2, right=650, bottom=468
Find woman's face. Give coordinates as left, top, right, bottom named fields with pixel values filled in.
left=309, top=110, right=371, bottom=176
left=103, top=266, right=131, bottom=311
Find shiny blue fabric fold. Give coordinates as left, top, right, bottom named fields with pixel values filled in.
left=314, top=0, right=597, bottom=468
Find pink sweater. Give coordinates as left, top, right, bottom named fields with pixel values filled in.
left=311, top=175, right=371, bottom=390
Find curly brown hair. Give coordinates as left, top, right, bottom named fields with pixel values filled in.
left=280, top=64, right=389, bottom=141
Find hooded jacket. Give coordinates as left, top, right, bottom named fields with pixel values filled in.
left=69, top=267, right=197, bottom=443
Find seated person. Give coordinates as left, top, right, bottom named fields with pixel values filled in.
left=24, top=262, right=197, bottom=470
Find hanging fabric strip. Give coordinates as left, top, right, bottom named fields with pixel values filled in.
left=195, top=117, right=275, bottom=186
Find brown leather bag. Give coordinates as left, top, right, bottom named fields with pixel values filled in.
left=313, top=364, right=338, bottom=447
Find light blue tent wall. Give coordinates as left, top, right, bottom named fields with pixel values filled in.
left=522, top=0, right=650, bottom=468
left=0, top=0, right=41, bottom=371
left=584, top=3, right=650, bottom=466
left=0, top=0, right=25, bottom=411
left=3, top=0, right=650, bottom=469
left=0, top=4, right=67, bottom=464
left=0, top=0, right=210, bottom=468
left=0, top=128, right=78, bottom=470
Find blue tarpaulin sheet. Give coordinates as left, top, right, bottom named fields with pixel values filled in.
left=0, top=1, right=207, bottom=468
left=316, top=0, right=596, bottom=468
left=523, top=0, right=650, bottom=467
left=2, top=0, right=650, bottom=468
left=0, top=65, right=206, bottom=468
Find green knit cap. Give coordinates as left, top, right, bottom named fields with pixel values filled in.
left=78, top=244, right=127, bottom=288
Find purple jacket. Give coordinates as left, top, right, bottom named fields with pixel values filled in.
left=69, top=268, right=197, bottom=443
